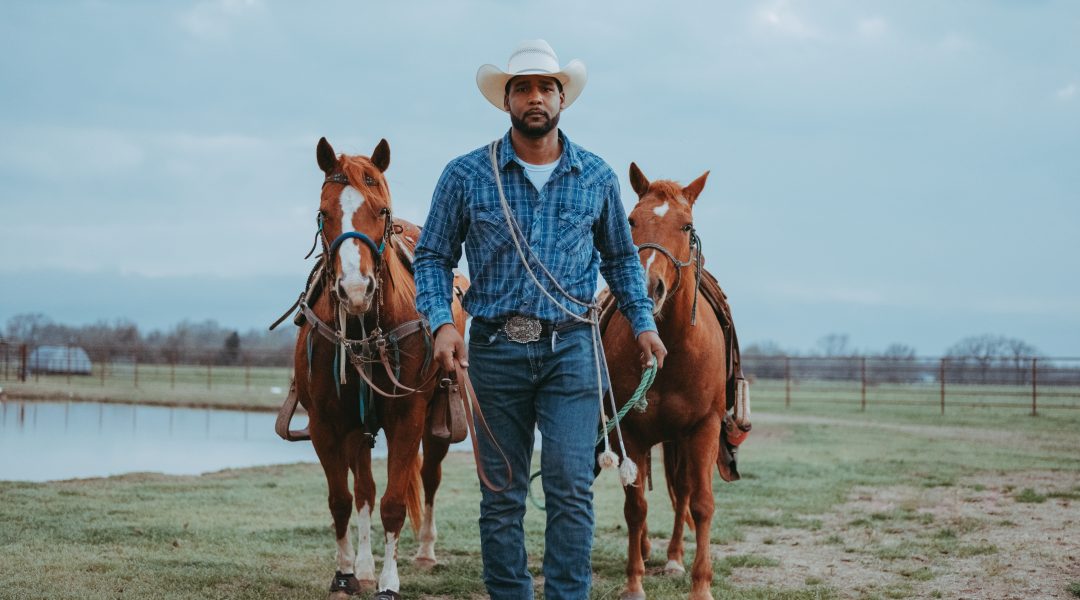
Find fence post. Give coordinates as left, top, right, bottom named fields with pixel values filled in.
left=939, top=358, right=946, bottom=415
left=134, top=354, right=140, bottom=389
left=860, top=357, right=867, bottom=412
left=20, top=344, right=28, bottom=382
left=1031, top=357, right=1038, bottom=417
left=784, top=356, right=791, bottom=409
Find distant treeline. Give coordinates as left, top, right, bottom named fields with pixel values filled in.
left=742, top=333, right=1065, bottom=386
left=1, top=313, right=296, bottom=367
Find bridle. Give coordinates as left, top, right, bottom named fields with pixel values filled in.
left=636, top=224, right=704, bottom=325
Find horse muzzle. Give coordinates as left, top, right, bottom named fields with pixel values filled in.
left=647, top=273, right=668, bottom=316
left=336, top=275, right=376, bottom=314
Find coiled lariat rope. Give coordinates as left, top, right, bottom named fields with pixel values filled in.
left=487, top=141, right=641, bottom=488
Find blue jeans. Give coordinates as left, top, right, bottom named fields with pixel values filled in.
left=468, top=318, right=602, bottom=600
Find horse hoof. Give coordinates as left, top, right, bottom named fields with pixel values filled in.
left=664, top=560, right=686, bottom=575
left=620, top=591, right=646, bottom=600
left=688, top=592, right=713, bottom=600
left=374, top=590, right=402, bottom=600
left=413, top=556, right=437, bottom=570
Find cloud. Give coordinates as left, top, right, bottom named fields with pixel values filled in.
left=1056, top=82, right=1078, bottom=101
left=755, top=1, right=820, bottom=39
left=856, top=16, right=888, bottom=39
left=178, top=0, right=263, bottom=41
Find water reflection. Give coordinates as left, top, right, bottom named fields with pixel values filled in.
left=0, top=400, right=463, bottom=482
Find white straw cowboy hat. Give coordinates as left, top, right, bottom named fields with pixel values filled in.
left=476, top=39, right=587, bottom=111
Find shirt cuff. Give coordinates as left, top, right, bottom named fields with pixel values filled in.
left=629, top=310, right=657, bottom=339
left=424, top=307, right=455, bottom=335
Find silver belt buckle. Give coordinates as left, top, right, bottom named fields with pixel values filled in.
left=504, top=315, right=542, bottom=343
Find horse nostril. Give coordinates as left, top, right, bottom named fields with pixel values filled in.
left=337, top=281, right=348, bottom=298
left=365, top=277, right=375, bottom=296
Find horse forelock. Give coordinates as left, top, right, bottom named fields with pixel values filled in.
left=340, top=155, right=392, bottom=214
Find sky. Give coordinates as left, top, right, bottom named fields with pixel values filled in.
left=1, top=0, right=1077, bottom=356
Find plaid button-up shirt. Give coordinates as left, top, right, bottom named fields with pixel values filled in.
left=414, top=129, right=656, bottom=337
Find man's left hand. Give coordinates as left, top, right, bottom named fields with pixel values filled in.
left=636, top=331, right=667, bottom=370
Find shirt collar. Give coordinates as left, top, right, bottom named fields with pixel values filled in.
left=497, top=129, right=582, bottom=173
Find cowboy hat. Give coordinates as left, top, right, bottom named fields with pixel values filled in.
left=476, top=39, right=587, bottom=111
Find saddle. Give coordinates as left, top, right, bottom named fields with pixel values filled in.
left=596, top=267, right=751, bottom=482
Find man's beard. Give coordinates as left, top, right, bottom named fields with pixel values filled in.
left=510, top=110, right=561, bottom=139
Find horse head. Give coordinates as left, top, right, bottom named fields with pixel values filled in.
left=627, top=162, right=709, bottom=318
left=316, top=136, right=393, bottom=316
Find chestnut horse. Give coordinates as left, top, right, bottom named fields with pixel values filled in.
left=601, top=163, right=748, bottom=600
left=293, top=137, right=467, bottom=600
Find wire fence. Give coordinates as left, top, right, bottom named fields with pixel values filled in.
left=2, top=342, right=1079, bottom=415
left=742, top=355, right=1080, bottom=415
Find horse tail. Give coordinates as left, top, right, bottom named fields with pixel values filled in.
left=405, top=451, right=423, bottom=537
left=662, top=441, right=694, bottom=529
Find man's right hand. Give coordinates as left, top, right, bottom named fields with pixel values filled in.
left=433, top=323, right=468, bottom=373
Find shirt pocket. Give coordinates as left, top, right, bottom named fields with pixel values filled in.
left=555, top=205, right=596, bottom=258
left=470, top=205, right=513, bottom=255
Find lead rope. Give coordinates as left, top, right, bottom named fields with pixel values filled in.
left=488, top=141, right=638, bottom=486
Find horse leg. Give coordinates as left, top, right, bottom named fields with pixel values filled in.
left=621, top=442, right=651, bottom=600
left=310, top=424, right=362, bottom=598
left=414, top=429, right=450, bottom=568
left=685, top=415, right=722, bottom=600
left=348, top=430, right=377, bottom=588
left=664, top=440, right=690, bottom=575
left=375, top=405, right=424, bottom=597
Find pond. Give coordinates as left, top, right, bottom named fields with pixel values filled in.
left=0, top=400, right=466, bottom=482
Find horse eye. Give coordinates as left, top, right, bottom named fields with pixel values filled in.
left=364, top=175, right=376, bottom=186
left=682, top=224, right=693, bottom=232
left=627, top=217, right=636, bottom=227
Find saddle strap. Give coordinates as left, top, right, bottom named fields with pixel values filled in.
left=275, top=378, right=310, bottom=442
left=456, top=366, right=512, bottom=493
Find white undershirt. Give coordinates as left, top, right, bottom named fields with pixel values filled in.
left=515, top=156, right=560, bottom=192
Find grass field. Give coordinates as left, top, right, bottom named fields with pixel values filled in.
left=0, top=364, right=292, bottom=410
left=2, top=406, right=1078, bottom=599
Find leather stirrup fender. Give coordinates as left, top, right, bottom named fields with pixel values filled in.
left=275, top=377, right=310, bottom=442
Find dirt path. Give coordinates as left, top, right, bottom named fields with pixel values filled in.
left=715, top=470, right=1080, bottom=599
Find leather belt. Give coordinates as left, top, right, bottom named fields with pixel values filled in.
left=478, top=315, right=588, bottom=344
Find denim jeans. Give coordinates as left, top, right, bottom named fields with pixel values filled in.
left=468, top=318, right=602, bottom=600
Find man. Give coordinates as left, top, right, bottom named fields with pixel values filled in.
left=413, top=39, right=667, bottom=600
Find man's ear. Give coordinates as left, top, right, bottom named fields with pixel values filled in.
left=503, top=94, right=510, bottom=112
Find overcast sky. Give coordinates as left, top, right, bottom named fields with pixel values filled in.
left=1, top=0, right=1077, bottom=355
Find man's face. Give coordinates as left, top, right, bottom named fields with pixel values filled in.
left=504, top=75, right=565, bottom=139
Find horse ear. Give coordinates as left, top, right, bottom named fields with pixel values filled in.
left=317, top=137, right=337, bottom=174
left=371, top=138, right=391, bottom=172
left=682, top=170, right=710, bottom=205
left=628, top=162, right=650, bottom=198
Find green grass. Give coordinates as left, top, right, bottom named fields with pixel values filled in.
left=1067, top=581, right=1080, bottom=597
left=1014, top=488, right=1047, bottom=503
left=1, top=406, right=1078, bottom=599
left=2, top=363, right=292, bottom=410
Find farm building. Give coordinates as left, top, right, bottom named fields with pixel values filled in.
left=28, top=346, right=93, bottom=375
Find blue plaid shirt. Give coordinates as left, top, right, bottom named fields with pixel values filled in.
left=414, top=129, right=656, bottom=337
